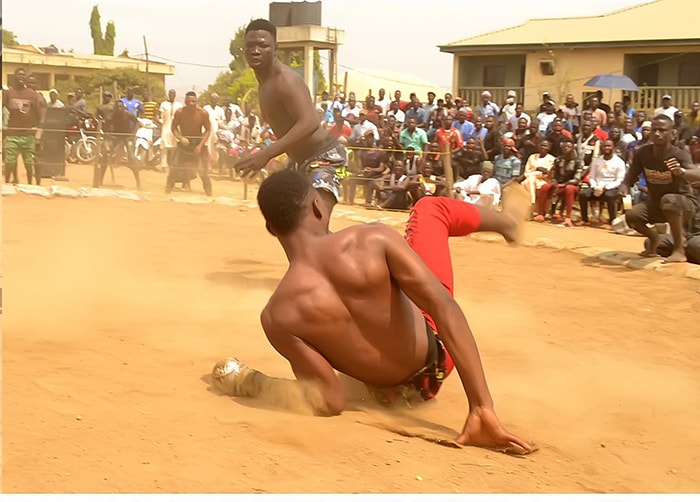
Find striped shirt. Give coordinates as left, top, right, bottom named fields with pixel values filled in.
left=142, top=100, right=158, bottom=120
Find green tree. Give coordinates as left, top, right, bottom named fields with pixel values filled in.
left=228, top=24, right=248, bottom=74
left=2, top=29, right=19, bottom=47
left=89, top=5, right=116, bottom=56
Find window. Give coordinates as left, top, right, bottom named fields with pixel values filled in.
left=483, top=65, right=506, bottom=87
left=679, top=62, right=700, bottom=86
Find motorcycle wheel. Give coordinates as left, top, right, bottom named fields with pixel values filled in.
left=65, top=141, right=79, bottom=164
left=76, top=138, right=98, bottom=164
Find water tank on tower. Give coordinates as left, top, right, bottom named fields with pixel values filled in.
left=269, top=2, right=293, bottom=27
left=291, top=1, right=322, bottom=25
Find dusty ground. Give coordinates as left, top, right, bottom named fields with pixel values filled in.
left=2, top=165, right=700, bottom=493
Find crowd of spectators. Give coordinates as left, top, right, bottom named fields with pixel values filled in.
left=316, top=86, right=699, bottom=262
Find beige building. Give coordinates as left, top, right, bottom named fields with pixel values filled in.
left=439, top=0, right=700, bottom=113
left=3, top=44, right=175, bottom=93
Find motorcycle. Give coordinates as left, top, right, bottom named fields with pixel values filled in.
left=132, top=118, right=162, bottom=168
left=65, top=114, right=99, bottom=164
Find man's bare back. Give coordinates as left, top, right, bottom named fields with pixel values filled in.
left=262, top=223, right=430, bottom=388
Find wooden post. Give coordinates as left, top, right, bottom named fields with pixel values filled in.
left=93, top=119, right=103, bottom=188
left=442, top=143, right=455, bottom=199
left=143, top=36, right=151, bottom=95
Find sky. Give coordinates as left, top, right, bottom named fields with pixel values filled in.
left=4, top=0, right=653, bottom=97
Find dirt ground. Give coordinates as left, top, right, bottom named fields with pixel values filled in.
left=2, top=166, right=700, bottom=493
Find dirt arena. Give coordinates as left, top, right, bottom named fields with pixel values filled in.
left=2, top=167, right=700, bottom=493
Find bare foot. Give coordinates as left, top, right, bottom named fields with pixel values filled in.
left=564, top=217, right=573, bottom=227
left=533, top=214, right=545, bottom=223
left=501, top=183, right=531, bottom=244
left=638, top=250, right=660, bottom=258
left=664, top=251, right=688, bottom=263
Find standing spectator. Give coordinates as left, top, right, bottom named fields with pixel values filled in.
left=100, top=100, right=141, bottom=189
left=48, top=89, right=64, bottom=108
left=375, top=88, right=391, bottom=114
left=3, top=67, right=43, bottom=184
left=560, top=94, right=582, bottom=134
left=547, top=118, right=573, bottom=157
left=587, top=96, right=607, bottom=128
left=576, top=120, right=601, bottom=169
left=577, top=139, right=626, bottom=225
left=349, top=110, right=379, bottom=144
left=168, top=91, right=212, bottom=197
left=620, top=115, right=699, bottom=262
left=674, top=110, right=694, bottom=148
left=72, top=87, right=90, bottom=118
left=481, top=116, right=501, bottom=161
left=203, top=93, right=225, bottom=161
left=608, top=127, right=628, bottom=163
left=159, top=89, right=183, bottom=170
left=686, top=101, right=700, bottom=131
left=121, top=87, right=144, bottom=116
left=399, top=118, right=428, bottom=153
left=621, top=95, right=635, bottom=119
left=492, top=138, right=522, bottom=186
left=622, top=117, right=640, bottom=144
left=507, top=103, right=530, bottom=132
left=593, top=90, right=611, bottom=114
left=654, top=94, right=678, bottom=120
left=500, top=90, right=517, bottom=124
left=534, top=137, right=582, bottom=226
left=518, top=119, right=542, bottom=164
left=342, top=92, right=362, bottom=119
left=363, top=95, right=383, bottom=127
left=422, top=92, right=437, bottom=121
left=141, top=90, right=159, bottom=121
left=536, top=101, right=557, bottom=134
left=435, top=116, right=463, bottom=154
left=476, top=90, right=500, bottom=122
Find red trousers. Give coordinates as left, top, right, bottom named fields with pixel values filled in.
left=536, top=183, right=579, bottom=218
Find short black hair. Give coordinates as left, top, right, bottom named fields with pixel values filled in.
left=257, top=169, right=312, bottom=236
left=185, top=91, right=197, bottom=98
left=246, top=19, right=277, bottom=40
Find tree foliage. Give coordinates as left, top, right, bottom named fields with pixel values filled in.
left=2, top=29, right=19, bottom=47
left=89, top=5, right=116, bottom=56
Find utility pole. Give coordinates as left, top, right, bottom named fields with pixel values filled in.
left=143, top=35, right=151, bottom=95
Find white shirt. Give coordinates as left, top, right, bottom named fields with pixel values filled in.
left=376, top=97, right=391, bottom=114
left=159, top=100, right=184, bottom=149
left=536, top=112, right=557, bottom=133
left=588, top=153, right=626, bottom=190
left=350, top=120, right=379, bottom=142
left=386, top=109, right=405, bottom=124
left=654, top=105, right=678, bottom=120
left=454, top=174, right=501, bottom=206
left=508, top=112, right=531, bottom=131
left=342, top=104, right=363, bottom=119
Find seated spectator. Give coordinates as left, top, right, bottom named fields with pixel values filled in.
left=481, top=116, right=502, bottom=161
left=403, top=147, right=423, bottom=176
left=423, top=142, right=444, bottom=176
left=319, top=102, right=334, bottom=127
left=534, top=137, right=582, bottom=226
left=470, top=116, right=488, bottom=143
left=518, top=139, right=555, bottom=205
left=453, top=161, right=501, bottom=207
left=343, top=133, right=389, bottom=206
left=674, top=110, right=694, bottom=149
left=399, top=118, right=428, bottom=153
left=375, top=160, right=411, bottom=210
left=538, top=92, right=553, bottom=114
left=622, top=117, right=640, bottom=144
left=364, top=95, right=383, bottom=127
left=508, top=103, right=530, bottom=132
left=608, top=127, right=628, bottom=162
left=611, top=102, right=627, bottom=128
left=435, top=116, right=463, bottom=154
left=500, top=90, right=518, bottom=125
left=634, top=110, right=647, bottom=133
left=587, top=96, right=608, bottom=129
left=493, top=138, right=522, bottom=186
left=327, top=108, right=352, bottom=142
left=349, top=110, right=379, bottom=145
left=375, top=88, right=391, bottom=114
left=405, top=98, right=428, bottom=129
left=591, top=117, right=609, bottom=141
left=517, top=119, right=542, bottom=163
left=622, top=95, right=635, bottom=120
left=342, top=92, right=363, bottom=119
left=576, top=139, right=626, bottom=225
left=386, top=100, right=405, bottom=127
left=451, top=110, right=476, bottom=144
left=417, top=163, right=448, bottom=197
left=547, top=118, right=573, bottom=157
left=452, top=137, right=485, bottom=180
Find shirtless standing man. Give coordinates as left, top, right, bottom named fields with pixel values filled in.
left=167, top=91, right=212, bottom=196
left=213, top=168, right=534, bottom=454
left=235, top=19, right=345, bottom=201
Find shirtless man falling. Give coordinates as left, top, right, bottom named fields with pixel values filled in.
left=212, top=168, right=535, bottom=454
left=236, top=19, right=345, bottom=200
left=167, top=91, right=212, bottom=196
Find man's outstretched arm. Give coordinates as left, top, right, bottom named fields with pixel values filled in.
left=212, top=309, right=346, bottom=417
left=378, top=225, right=533, bottom=453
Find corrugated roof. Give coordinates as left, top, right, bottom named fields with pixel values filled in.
left=441, top=0, right=699, bottom=50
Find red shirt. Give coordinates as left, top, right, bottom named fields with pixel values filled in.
left=593, top=128, right=608, bottom=141
left=435, top=127, right=463, bottom=151
left=328, top=122, right=352, bottom=140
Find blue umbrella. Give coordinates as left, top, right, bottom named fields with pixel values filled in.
left=584, top=73, right=639, bottom=91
